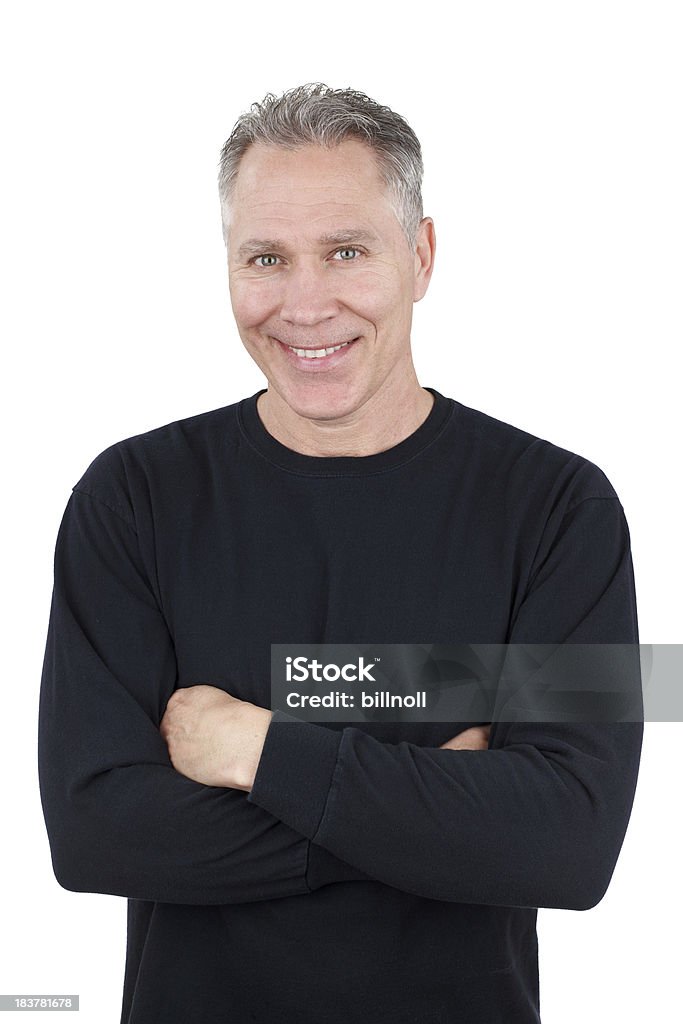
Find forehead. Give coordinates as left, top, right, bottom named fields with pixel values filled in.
left=229, top=139, right=394, bottom=231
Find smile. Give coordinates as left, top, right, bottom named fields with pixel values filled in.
left=275, top=337, right=360, bottom=364
left=288, top=341, right=351, bottom=358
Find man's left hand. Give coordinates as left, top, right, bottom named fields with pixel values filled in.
left=159, top=685, right=272, bottom=791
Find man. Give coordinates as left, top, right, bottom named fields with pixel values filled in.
left=38, top=83, right=642, bottom=1024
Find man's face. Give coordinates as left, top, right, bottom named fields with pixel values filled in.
left=226, top=139, right=434, bottom=421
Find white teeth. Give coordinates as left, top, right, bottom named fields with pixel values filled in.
left=288, top=340, right=352, bottom=358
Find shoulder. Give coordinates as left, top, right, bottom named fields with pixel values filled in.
left=70, top=398, right=244, bottom=522
left=446, top=396, right=622, bottom=509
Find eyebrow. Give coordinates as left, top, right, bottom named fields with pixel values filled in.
left=236, top=229, right=380, bottom=261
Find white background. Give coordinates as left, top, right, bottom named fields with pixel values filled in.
left=1, top=1, right=681, bottom=1021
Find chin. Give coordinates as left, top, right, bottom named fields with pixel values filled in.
left=275, top=377, right=364, bottom=421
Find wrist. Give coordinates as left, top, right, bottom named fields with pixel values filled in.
left=234, top=705, right=273, bottom=791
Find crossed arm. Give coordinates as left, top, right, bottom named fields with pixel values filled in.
left=39, top=486, right=642, bottom=910
left=158, top=685, right=491, bottom=792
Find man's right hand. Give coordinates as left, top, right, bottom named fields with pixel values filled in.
left=439, top=724, right=491, bottom=751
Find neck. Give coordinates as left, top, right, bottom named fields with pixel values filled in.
left=256, top=378, right=435, bottom=458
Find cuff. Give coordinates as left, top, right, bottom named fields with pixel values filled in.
left=247, top=709, right=342, bottom=840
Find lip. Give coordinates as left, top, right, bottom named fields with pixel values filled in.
left=275, top=336, right=360, bottom=369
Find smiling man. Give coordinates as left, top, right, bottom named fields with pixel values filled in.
left=39, top=84, right=643, bottom=1024
left=226, top=135, right=435, bottom=451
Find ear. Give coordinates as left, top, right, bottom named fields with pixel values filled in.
left=413, top=218, right=436, bottom=302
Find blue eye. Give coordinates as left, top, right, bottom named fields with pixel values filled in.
left=335, top=248, right=360, bottom=261
left=251, top=247, right=362, bottom=267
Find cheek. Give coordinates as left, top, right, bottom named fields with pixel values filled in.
left=354, top=275, right=409, bottom=332
left=230, top=280, right=279, bottom=329
left=338, top=271, right=398, bottom=323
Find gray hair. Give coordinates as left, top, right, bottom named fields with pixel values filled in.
left=217, top=82, right=424, bottom=253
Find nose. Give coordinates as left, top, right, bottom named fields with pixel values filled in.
left=278, top=261, right=340, bottom=327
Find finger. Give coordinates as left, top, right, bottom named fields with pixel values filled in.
left=439, top=725, right=490, bottom=750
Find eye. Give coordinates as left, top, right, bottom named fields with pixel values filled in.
left=250, top=247, right=363, bottom=268
left=333, top=247, right=361, bottom=261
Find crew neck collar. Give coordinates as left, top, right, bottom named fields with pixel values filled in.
left=236, top=386, right=454, bottom=477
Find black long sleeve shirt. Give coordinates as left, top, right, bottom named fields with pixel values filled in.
left=38, top=386, right=643, bottom=1023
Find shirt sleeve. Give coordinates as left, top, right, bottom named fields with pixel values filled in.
left=38, top=486, right=369, bottom=905
left=248, top=493, right=644, bottom=911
